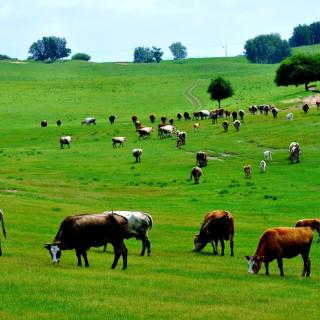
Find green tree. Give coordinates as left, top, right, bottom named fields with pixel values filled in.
left=29, top=36, right=71, bottom=62
left=151, top=46, right=163, bottom=63
left=275, top=54, right=320, bottom=91
left=169, top=42, right=187, bottom=60
left=244, top=33, right=291, bottom=64
left=71, top=53, right=91, bottom=61
left=289, top=24, right=313, bottom=47
left=207, top=77, right=234, bottom=108
left=310, top=21, right=320, bottom=44
left=133, top=47, right=154, bottom=63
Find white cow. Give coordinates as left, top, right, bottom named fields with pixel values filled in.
left=112, top=136, right=126, bottom=147
left=263, top=150, right=272, bottom=161
left=286, top=113, right=293, bottom=120
left=102, top=211, right=153, bottom=256
left=260, top=160, right=267, bottom=173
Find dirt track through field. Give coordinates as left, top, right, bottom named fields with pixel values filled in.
left=183, top=80, right=203, bottom=108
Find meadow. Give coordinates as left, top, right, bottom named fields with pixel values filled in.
left=0, top=47, right=320, bottom=319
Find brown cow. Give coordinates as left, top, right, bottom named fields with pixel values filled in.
left=302, top=103, right=309, bottom=114
left=194, top=210, right=234, bottom=256
left=149, top=113, right=156, bottom=123
left=295, top=219, right=320, bottom=243
left=243, top=165, right=251, bottom=178
left=45, top=213, right=128, bottom=269
left=245, top=227, right=313, bottom=276
left=190, top=166, right=202, bottom=184
left=131, top=115, right=138, bottom=123
left=41, top=120, right=47, bottom=127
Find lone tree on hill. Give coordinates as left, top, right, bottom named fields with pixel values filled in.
left=244, top=33, right=291, bottom=64
left=207, top=77, right=234, bottom=108
left=275, top=54, right=320, bottom=91
left=29, top=36, right=71, bottom=62
left=151, top=46, right=163, bottom=63
left=169, top=42, right=187, bottom=60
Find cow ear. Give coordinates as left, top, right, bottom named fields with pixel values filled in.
left=44, top=243, right=51, bottom=250
left=245, top=256, right=251, bottom=261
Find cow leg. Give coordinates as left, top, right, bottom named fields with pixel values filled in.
left=212, top=240, right=218, bottom=255
left=75, top=248, right=82, bottom=266
left=82, top=250, right=89, bottom=267
left=277, top=258, right=284, bottom=276
left=220, top=238, right=225, bottom=256
left=265, top=261, right=270, bottom=275
left=121, top=242, right=128, bottom=270
left=301, top=254, right=311, bottom=277
left=111, top=244, right=122, bottom=269
left=230, top=235, right=234, bottom=257
left=0, top=240, right=2, bottom=256
left=140, top=235, right=151, bottom=256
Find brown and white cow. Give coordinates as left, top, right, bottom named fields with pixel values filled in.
left=194, top=210, right=234, bottom=256
left=243, top=165, right=251, bottom=178
left=196, top=151, right=208, bottom=167
left=0, top=209, right=7, bottom=256
left=245, top=227, right=313, bottom=276
left=190, top=166, right=202, bottom=184
left=295, top=219, right=320, bottom=243
left=45, top=213, right=128, bottom=269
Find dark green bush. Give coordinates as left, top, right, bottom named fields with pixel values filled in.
left=71, top=53, right=91, bottom=61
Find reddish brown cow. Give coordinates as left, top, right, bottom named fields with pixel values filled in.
left=131, top=115, right=138, bottom=123
left=194, top=210, right=234, bottom=256
left=295, top=219, right=320, bottom=243
left=149, top=113, right=156, bottom=123
left=246, top=227, right=313, bottom=276
left=190, top=166, right=202, bottom=184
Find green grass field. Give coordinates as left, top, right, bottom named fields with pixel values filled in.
left=0, top=48, right=320, bottom=319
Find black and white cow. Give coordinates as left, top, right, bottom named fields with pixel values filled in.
left=81, top=117, right=96, bottom=125
left=60, top=136, right=72, bottom=149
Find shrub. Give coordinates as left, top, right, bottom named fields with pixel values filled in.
left=71, top=53, right=91, bottom=61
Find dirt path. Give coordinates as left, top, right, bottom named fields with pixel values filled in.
left=183, top=80, right=203, bottom=109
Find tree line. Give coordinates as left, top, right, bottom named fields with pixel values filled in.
left=289, top=21, right=320, bottom=47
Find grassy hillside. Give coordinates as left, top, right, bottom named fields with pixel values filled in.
left=0, top=53, right=320, bottom=320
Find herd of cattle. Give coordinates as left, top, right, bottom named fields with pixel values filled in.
left=1, top=102, right=318, bottom=276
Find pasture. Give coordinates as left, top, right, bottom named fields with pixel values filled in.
left=0, top=50, right=320, bottom=319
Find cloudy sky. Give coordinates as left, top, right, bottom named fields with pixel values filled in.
left=0, top=0, right=319, bottom=62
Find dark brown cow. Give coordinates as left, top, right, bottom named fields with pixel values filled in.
left=196, top=151, right=208, bottom=167
left=271, top=107, right=278, bottom=119
left=232, top=111, right=237, bottom=121
left=316, top=101, right=320, bottom=110
left=246, top=227, right=313, bottom=276
left=160, top=115, right=167, bottom=123
left=190, top=166, right=202, bottom=184
left=109, top=115, right=116, bottom=124
left=239, top=110, right=245, bottom=120
left=222, top=120, right=229, bottom=132
left=296, top=219, right=320, bottom=243
left=193, top=112, right=200, bottom=120
left=184, top=111, right=191, bottom=120
left=302, top=103, right=309, bottom=114
left=224, top=110, right=231, bottom=118
left=131, top=115, right=138, bottom=123
left=0, top=209, right=6, bottom=256
left=177, top=112, right=182, bottom=120
left=169, top=118, right=174, bottom=125
left=45, top=213, right=128, bottom=269
left=56, top=120, right=62, bottom=126
left=41, top=120, right=47, bottom=127
left=149, top=113, right=156, bottom=123
left=248, top=105, right=258, bottom=115
left=194, top=210, right=234, bottom=256
left=243, top=165, right=251, bottom=178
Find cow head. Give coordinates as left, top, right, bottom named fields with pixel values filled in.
left=193, top=229, right=209, bottom=252
left=44, top=243, right=62, bottom=263
left=245, top=255, right=264, bottom=274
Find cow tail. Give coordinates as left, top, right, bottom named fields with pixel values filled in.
left=0, top=210, right=6, bottom=238
left=145, top=213, right=153, bottom=230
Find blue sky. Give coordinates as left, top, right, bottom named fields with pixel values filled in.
left=0, top=0, right=319, bottom=62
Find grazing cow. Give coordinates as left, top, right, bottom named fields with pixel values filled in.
left=263, top=105, right=270, bottom=115
left=112, top=137, right=126, bottom=148
left=60, top=136, right=72, bottom=149
left=210, top=111, right=218, bottom=124
left=102, top=211, right=153, bottom=256
left=193, top=112, right=200, bottom=120
left=263, top=150, right=272, bottom=161
left=286, top=113, right=293, bottom=120
left=109, top=115, right=117, bottom=124
left=149, top=113, right=156, bottom=123
left=56, top=120, right=62, bottom=126
left=184, top=112, right=191, bottom=120
left=258, top=105, right=264, bottom=114
left=132, top=148, right=143, bottom=163
left=260, top=160, right=266, bottom=173
left=81, top=117, right=96, bottom=125
left=196, top=151, right=208, bottom=167
left=316, top=101, right=320, bottom=110
left=295, top=219, right=320, bottom=243
left=217, top=108, right=224, bottom=117
left=138, top=127, right=153, bottom=140
left=158, top=125, right=175, bottom=139
left=194, top=210, right=234, bottom=256
left=302, top=104, right=309, bottom=114
left=131, top=115, right=138, bottom=123
left=224, top=110, right=231, bottom=118
left=45, top=213, right=128, bottom=269
left=199, top=110, right=210, bottom=119
left=176, top=131, right=187, bottom=148
left=193, top=123, right=200, bottom=131
left=245, top=227, right=313, bottom=276
left=190, top=166, right=202, bottom=184
left=160, top=115, right=167, bottom=123
left=248, top=105, right=258, bottom=115
left=239, top=110, right=245, bottom=121
left=177, top=112, right=182, bottom=121
left=243, top=165, right=251, bottom=178
left=0, top=209, right=7, bottom=256
left=233, top=120, right=241, bottom=131
left=134, top=120, right=142, bottom=131
left=169, top=118, right=174, bottom=125
left=222, top=120, right=229, bottom=132
left=289, top=142, right=301, bottom=163
left=271, top=107, right=278, bottom=119
left=41, top=120, right=48, bottom=127
left=232, top=111, right=238, bottom=121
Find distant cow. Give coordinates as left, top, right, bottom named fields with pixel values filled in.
left=302, top=104, right=309, bottom=114
left=246, top=227, right=313, bottom=276
left=211, top=111, right=218, bottom=124
left=263, top=105, right=270, bottom=115
left=233, top=120, right=241, bottom=131
left=193, top=112, right=200, bottom=120
left=232, top=111, right=237, bottom=121
left=60, top=136, right=72, bottom=149
left=160, top=115, right=167, bottom=123
left=316, top=101, right=320, bottom=110
left=286, top=113, right=293, bottom=121
left=264, top=150, right=272, bottom=161
left=44, top=213, right=128, bottom=269
left=131, top=115, right=138, bottom=123
left=109, top=115, right=117, bottom=124
left=289, top=141, right=301, bottom=163
left=239, top=110, right=245, bottom=121
left=176, top=131, right=187, bottom=148
left=295, top=219, right=320, bottom=243
left=260, top=160, right=266, bottom=173
left=102, top=211, right=153, bottom=256
left=243, top=165, right=251, bottom=178
left=248, top=105, right=257, bottom=115
left=177, top=112, right=182, bottom=121
left=81, top=117, right=96, bottom=125
left=196, top=151, right=208, bottom=167
left=193, top=123, right=200, bottom=131
left=112, top=137, right=126, bottom=148
left=199, top=110, right=210, bottom=119
left=169, top=118, right=174, bottom=125
left=222, top=120, right=229, bottom=132
left=41, top=120, right=48, bottom=127
left=190, top=166, right=202, bottom=184
left=56, top=120, right=62, bottom=126
left=132, top=148, right=143, bottom=163
left=0, top=209, right=7, bottom=256
left=271, top=107, right=278, bottom=119
left=149, top=113, right=156, bottom=123
left=184, top=112, right=191, bottom=120
left=138, top=127, right=153, bottom=140
left=194, top=210, right=234, bottom=256
left=158, top=125, right=175, bottom=138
